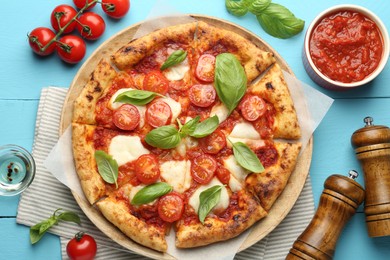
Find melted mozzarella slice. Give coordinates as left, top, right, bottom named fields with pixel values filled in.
left=163, top=58, right=190, bottom=81
left=223, top=155, right=249, bottom=183
left=228, top=175, right=243, bottom=192
left=109, top=135, right=150, bottom=166
left=210, top=103, right=229, bottom=123
left=108, top=88, right=146, bottom=128
left=128, top=184, right=145, bottom=202
left=188, top=178, right=229, bottom=214
left=160, top=160, right=191, bottom=193
left=162, top=97, right=182, bottom=123
left=227, top=122, right=265, bottom=148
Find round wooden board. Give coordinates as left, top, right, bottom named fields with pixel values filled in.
left=60, top=15, right=313, bottom=260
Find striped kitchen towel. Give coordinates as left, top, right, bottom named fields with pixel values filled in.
left=16, top=87, right=315, bottom=260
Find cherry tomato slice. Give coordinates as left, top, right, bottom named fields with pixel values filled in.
left=76, top=12, right=106, bottom=40
left=198, top=130, right=226, bottom=154
left=195, top=54, right=216, bottom=83
left=216, top=167, right=230, bottom=185
left=28, top=27, right=56, bottom=56
left=146, top=100, right=172, bottom=128
left=50, top=5, right=78, bottom=34
left=135, top=154, right=160, bottom=184
left=239, top=95, right=267, bottom=122
left=158, top=193, right=184, bottom=223
left=66, top=232, right=97, bottom=260
left=101, top=0, right=130, bottom=19
left=191, top=154, right=217, bottom=184
left=112, top=104, right=140, bottom=130
left=143, top=71, right=169, bottom=95
left=188, top=84, right=216, bottom=108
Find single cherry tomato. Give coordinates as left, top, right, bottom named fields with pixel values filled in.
left=198, top=130, right=226, bottom=154
left=56, top=35, right=86, bottom=64
left=101, top=0, right=130, bottom=19
left=112, top=104, right=140, bottom=130
left=188, top=84, right=216, bottom=108
left=66, top=232, right=97, bottom=260
left=216, top=167, right=230, bottom=185
left=191, top=154, right=217, bottom=184
left=195, top=54, right=216, bottom=83
left=146, top=100, right=172, bottom=128
left=77, top=12, right=106, bottom=40
left=157, top=192, right=184, bottom=223
left=135, top=154, right=160, bottom=184
left=50, top=5, right=78, bottom=34
left=143, top=71, right=169, bottom=95
left=28, top=27, right=56, bottom=56
left=73, top=0, right=97, bottom=10
left=239, top=95, right=267, bottom=122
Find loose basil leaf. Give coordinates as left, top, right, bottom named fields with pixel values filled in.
left=131, top=182, right=173, bottom=205
left=214, top=53, right=247, bottom=114
left=198, top=185, right=222, bottom=224
left=248, top=0, right=271, bottom=15
left=38, top=219, right=56, bottom=235
left=231, top=141, right=264, bottom=173
left=114, top=89, right=164, bottom=106
left=180, top=116, right=200, bottom=137
left=30, top=227, right=45, bottom=245
left=256, top=3, right=304, bottom=39
left=57, top=211, right=81, bottom=224
left=145, top=125, right=181, bottom=149
left=160, top=50, right=187, bottom=70
left=94, top=150, right=119, bottom=188
left=190, top=115, right=219, bottom=138
left=225, top=0, right=249, bottom=17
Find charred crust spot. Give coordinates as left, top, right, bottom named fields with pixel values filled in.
left=205, top=223, right=212, bottom=228
left=86, top=94, right=93, bottom=102
left=233, top=214, right=240, bottom=221
left=266, top=82, right=274, bottom=90
left=122, top=46, right=134, bottom=54
left=94, top=85, right=102, bottom=93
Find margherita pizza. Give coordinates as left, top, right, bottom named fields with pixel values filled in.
left=72, top=21, right=302, bottom=252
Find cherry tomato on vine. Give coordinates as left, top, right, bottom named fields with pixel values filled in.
left=77, top=12, right=106, bottom=40
left=56, top=35, right=86, bottom=64
left=101, top=0, right=130, bottom=19
left=28, top=27, right=56, bottom=56
left=66, top=232, right=97, bottom=260
left=73, top=0, right=97, bottom=10
left=50, top=5, right=78, bottom=34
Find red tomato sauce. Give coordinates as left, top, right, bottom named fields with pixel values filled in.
left=309, top=10, right=383, bottom=83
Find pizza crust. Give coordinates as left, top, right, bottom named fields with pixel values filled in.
left=96, top=196, right=168, bottom=252
left=246, top=142, right=302, bottom=211
left=72, top=123, right=106, bottom=204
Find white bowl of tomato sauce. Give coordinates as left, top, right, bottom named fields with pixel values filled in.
left=303, top=5, right=389, bottom=90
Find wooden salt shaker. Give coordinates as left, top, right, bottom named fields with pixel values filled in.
left=286, top=171, right=365, bottom=260
left=351, top=116, right=390, bottom=237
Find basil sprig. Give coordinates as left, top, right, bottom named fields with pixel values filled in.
left=145, top=115, right=220, bottom=149
left=30, top=208, right=80, bottom=244
left=198, top=185, right=222, bottom=224
left=94, top=150, right=119, bottom=188
left=160, top=50, right=187, bottom=70
left=230, top=141, right=264, bottom=173
left=114, top=89, right=164, bottom=106
left=131, top=182, right=173, bottom=205
left=215, top=53, right=247, bottom=114
left=225, top=0, right=304, bottom=39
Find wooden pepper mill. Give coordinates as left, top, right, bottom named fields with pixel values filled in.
left=286, top=171, right=365, bottom=260
left=351, top=116, right=390, bottom=237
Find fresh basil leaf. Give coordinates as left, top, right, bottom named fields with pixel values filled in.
left=57, top=211, right=81, bottom=224
left=145, top=125, right=181, bottom=149
left=160, top=50, right=187, bottom=70
left=231, top=141, right=264, bottom=173
left=94, top=150, right=119, bottom=188
left=30, top=227, right=46, bottom=245
left=38, top=218, right=57, bottom=235
left=180, top=116, right=200, bottom=137
left=114, top=89, right=163, bottom=106
left=191, top=115, right=219, bottom=138
left=198, top=185, right=222, bottom=224
left=256, top=3, right=304, bottom=39
left=131, top=182, right=173, bottom=205
left=248, top=0, right=271, bottom=15
left=225, top=0, right=249, bottom=17
left=215, top=53, right=247, bottom=114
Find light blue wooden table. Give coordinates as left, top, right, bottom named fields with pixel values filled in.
left=1, top=0, right=390, bottom=259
